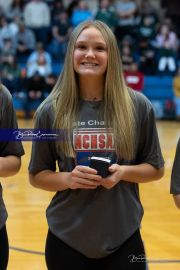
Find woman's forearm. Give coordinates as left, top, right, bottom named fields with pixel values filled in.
left=121, top=163, right=164, bottom=183
left=29, top=170, right=70, bottom=192
left=0, top=156, right=21, bottom=177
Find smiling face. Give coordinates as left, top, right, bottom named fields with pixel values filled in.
left=73, top=27, right=108, bottom=79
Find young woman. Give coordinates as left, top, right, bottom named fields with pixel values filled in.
left=0, top=82, right=24, bottom=270
left=29, top=20, right=164, bottom=270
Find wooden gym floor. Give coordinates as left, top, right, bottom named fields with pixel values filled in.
left=1, top=118, right=180, bottom=270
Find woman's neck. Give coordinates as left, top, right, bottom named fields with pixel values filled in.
left=78, top=76, right=105, bottom=101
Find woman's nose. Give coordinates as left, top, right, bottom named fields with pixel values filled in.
left=85, top=49, right=95, bottom=58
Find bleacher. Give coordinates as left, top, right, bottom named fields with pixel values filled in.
left=143, top=76, right=174, bottom=105
left=14, top=67, right=174, bottom=117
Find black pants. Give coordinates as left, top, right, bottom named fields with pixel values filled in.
left=45, top=229, right=146, bottom=270
left=0, top=225, right=9, bottom=270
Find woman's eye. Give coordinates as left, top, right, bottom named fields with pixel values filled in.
left=97, top=47, right=104, bottom=50
left=78, top=45, right=86, bottom=49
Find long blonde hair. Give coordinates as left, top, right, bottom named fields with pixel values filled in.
left=36, top=20, right=137, bottom=160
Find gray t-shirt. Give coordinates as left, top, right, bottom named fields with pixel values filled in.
left=29, top=90, right=164, bottom=258
left=0, top=85, right=25, bottom=230
left=171, top=138, right=180, bottom=195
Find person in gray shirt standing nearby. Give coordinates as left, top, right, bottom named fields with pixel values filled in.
left=171, top=138, right=180, bottom=209
left=0, top=83, right=24, bottom=270
left=29, top=20, right=164, bottom=270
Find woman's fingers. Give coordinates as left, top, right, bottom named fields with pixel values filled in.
left=73, top=177, right=101, bottom=186
left=69, top=177, right=100, bottom=190
left=76, top=165, right=98, bottom=174
left=72, top=166, right=102, bottom=181
left=69, top=165, right=102, bottom=190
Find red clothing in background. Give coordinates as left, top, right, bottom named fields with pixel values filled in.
left=124, top=71, right=144, bottom=91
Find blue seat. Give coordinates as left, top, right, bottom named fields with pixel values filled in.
left=52, top=64, right=63, bottom=75
left=13, top=98, right=24, bottom=110
left=143, top=76, right=174, bottom=100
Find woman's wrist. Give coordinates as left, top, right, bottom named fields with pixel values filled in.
left=119, top=165, right=127, bottom=180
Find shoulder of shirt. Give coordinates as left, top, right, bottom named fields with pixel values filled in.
left=0, top=86, right=14, bottom=119
left=35, top=100, right=54, bottom=123
left=129, top=89, right=153, bottom=117
left=1, top=85, right=13, bottom=105
left=131, top=89, right=152, bottom=106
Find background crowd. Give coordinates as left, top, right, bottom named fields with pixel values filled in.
left=0, top=0, right=180, bottom=118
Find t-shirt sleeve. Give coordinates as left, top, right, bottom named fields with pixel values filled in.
left=28, top=114, right=57, bottom=175
left=170, top=138, right=180, bottom=195
left=0, top=99, right=24, bottom=157
left=135, top=107, right=164, bottom=169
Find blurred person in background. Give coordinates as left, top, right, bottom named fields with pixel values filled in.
left=124, top=62, right=144, bottom=91
left=121, top=45, right=134, bottom=71
left=44, top=73, right=57, bottom=96
left=6, top=0, right=24, bottom=22
left=71, top=0, right=93, bottom=28
left=0, top=14, right=21, bottom=40
left=27, top=52, right=52, bottom=78
left=14, top=20, right=36, bottom=62
left=2, top=54, right=21, bottom=94
left=115, top=0, right=137, bottom=41
left=51, top=0, right=65, bottom=24
left=0, top=15, right=14, bottom=46
left=138, top=15, right=156, bottom=44
left=95, top=0, right=116, bottom=32
left=23, top=71, right=46, bottom=118
left=119, top=34, right=135, bottom=54
left=8, top=15, right=21, bottom=37
left=138, top=2, right=159, bottom=28
left=27, top=42, right=52, bottom=68
left=24, top=0, right=50, bottom=47
left=119, top=35, right=136, bottom=71
left=156, top=23, right=179, bottom=74
left=0, top=38, right=16, bottom=66
left=52, top=10, right=73, bottom=63
left=138, top=37, right=157, bottom=75
left=93, top=0, right=115, bottom=18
